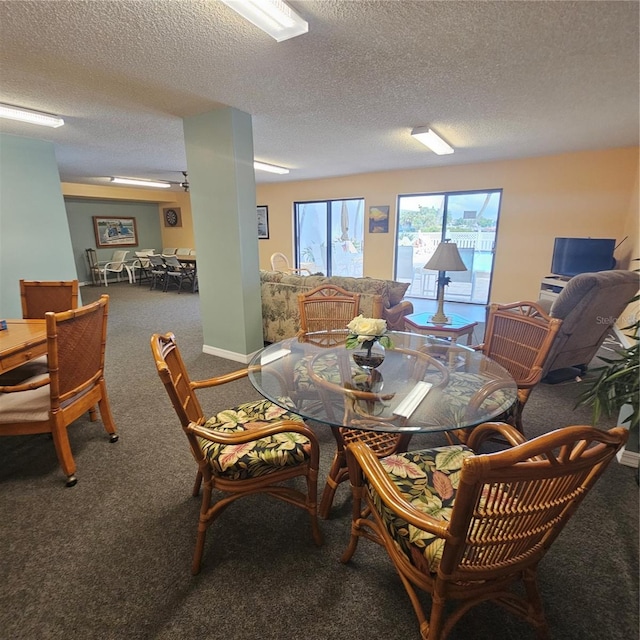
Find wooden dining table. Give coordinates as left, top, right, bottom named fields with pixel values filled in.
left=0, top=319, right=47, bottom=373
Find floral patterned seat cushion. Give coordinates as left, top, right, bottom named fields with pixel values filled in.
left=292, top=352, right=355, bottom=392
left=368, top=445, right=474, bottom=573
left=428, top=372, right=515, bottom=427
left=198, top=399, right=311, bottom=480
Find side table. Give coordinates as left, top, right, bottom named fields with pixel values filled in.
left=403, top=312, right=479, bottom=345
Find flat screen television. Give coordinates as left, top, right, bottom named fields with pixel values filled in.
left=551, top=237, right=616, bottom=278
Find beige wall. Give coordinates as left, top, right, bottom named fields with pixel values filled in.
left=619, top=165, right=639, bottom=338
left=63, top=145, right=639, bottom=305
left=257, top=147, right=639, bottom=303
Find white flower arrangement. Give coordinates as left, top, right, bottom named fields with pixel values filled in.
left=345, top=315, right=393, bottom=351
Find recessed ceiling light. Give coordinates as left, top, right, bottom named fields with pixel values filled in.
left=0, top=103, right=64, bottom=128
left=220, top=0, right=308, bottom=42
left=110, top=177, right=172, bottom=188
left=254, top=161, right=290, bottom=174
left=411, top=127, right=454, bottom=155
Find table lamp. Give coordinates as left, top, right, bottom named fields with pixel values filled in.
left=423, top=240, right=467, bottom=324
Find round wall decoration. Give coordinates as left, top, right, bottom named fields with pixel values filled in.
left=163, top=207, right=182, bottom=227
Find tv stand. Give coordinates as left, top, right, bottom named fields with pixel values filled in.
left=539, top=275, right=570, bottom=303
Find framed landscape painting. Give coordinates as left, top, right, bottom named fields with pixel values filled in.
left=257, top=205, right=269, bottom=239
left=369, top=205, right=389, bottom=233
left=93, top=216, right=138, bottom=247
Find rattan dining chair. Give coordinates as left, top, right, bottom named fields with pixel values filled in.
left=0, top=279, right=81, bottom=387
left=1, top=279, right=82, bottom=386
left=150, top=332, right=323, bottom=574
left=20, top=279, right=79, bottom=319
left=342, top=422, right=627, bottom=640
left=0, top=295, right=118, bottom=486
left=296, top=285, right=412, bottom=519
left=473, top=301, right=563, bottom=434
left=297, top=283, right=362, bottom=335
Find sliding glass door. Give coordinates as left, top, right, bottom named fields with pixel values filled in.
left=396, top=189, right=502, bottom=304
left=294, top=199, right=364, bottom=276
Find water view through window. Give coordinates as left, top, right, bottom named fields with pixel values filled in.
left=396, top=190, right=502, bottom=305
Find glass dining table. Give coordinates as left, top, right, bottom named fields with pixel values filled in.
left=248, top=330, right=518, bottom=435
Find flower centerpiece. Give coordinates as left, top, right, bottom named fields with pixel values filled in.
left=345, top=315, right=393, bottom=370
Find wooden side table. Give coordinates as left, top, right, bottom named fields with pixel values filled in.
left=403, top=312, right=479, bottom=345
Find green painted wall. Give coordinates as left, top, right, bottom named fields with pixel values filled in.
left=65, top=198, right=162, bottom=283
left=0, top=134, right=78, bottom=317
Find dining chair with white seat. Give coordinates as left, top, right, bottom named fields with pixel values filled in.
left=94, top=249, right=132, bottom=286
left=130, top=250, right=154, bottom=285
left=148, top=254, right=168, bottom=291
left=163, top=255, right=197, bottom=293
left=270, top=252, right=311, bottom=275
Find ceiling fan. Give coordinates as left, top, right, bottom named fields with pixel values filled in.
left=168, top=171, right=189, bottom=192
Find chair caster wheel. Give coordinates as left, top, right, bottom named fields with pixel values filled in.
left=109, top=434, right=119, bottom=443
left=65, top=475, right=78, bottom=487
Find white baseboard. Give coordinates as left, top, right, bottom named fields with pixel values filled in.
left=617, top=446, right=640, bottom=468
left=612, top=325, right=634, bottom=349
left=616, top=404, right=639, bottom=468
left=202, top=344, right=260, bottom=364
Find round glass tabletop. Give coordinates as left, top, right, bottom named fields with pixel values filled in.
left=248, top=330, right=518, bottom=434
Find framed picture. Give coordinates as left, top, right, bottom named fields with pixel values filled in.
left=163, top=207, right=182, bottom=228
left=369, top=205, right=389, bottom=233
left=93, top=216, right=138, bottom=247
left=257, top=205, right=269, bottom=239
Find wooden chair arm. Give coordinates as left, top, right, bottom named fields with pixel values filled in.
left=0, top=376, right=50, bottom=393
left=187, top=419, right=319, bottom=448
left=466, top=421, right=528, bottom=450
left=189, top=368, right=249, bottom=390
left=346, top=440, right=451, bottom=539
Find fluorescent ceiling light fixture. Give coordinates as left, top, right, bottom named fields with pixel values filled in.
left=0, top=103, right=64, bottom=128
left=254, top=161, right=290, bottom=174
left=411, top=127, right=454, bottom=155
left=110, top=177, right=171, bottom=189
left=221, top=0, right=308, bottom=42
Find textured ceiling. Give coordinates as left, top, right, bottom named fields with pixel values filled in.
left=0, top=0, right=638, bottom=190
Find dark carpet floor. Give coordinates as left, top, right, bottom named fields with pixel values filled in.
left=0, top=283, right=637, bottom=640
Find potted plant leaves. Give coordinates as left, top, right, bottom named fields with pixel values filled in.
left=576, top=272, right=639, bottom=468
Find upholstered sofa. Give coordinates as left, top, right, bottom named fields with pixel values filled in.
left=260, top=270, right=414, bottom=343
left=537, top=269, right=639, bottom=382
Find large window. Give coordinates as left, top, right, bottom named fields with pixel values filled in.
left=395, top=189, right=502, bottom=305
left=294, top=199, right=364, bottom=277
